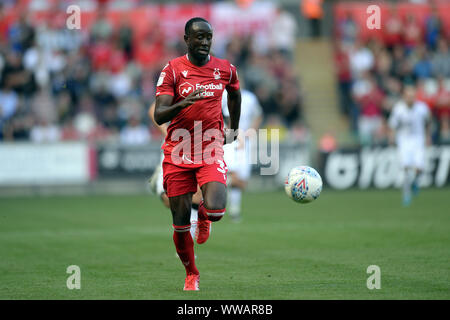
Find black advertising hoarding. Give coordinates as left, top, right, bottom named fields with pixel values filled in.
left=96, top=144, right=162, bottom=178
left=320, top=145, right=450, bottom=189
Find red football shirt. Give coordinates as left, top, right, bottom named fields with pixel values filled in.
left=156, top=54, right=240, bottom=163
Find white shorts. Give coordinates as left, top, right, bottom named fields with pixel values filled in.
left=223, top=140, right=252, bottom=181
left=398, top=140, right=425, bottom=170
left=156, top=152, right=165, bottom=197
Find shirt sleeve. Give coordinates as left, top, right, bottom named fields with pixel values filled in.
left=226, top=63, right=240, bottom=92
left=155, top=63, right=175, bottom=97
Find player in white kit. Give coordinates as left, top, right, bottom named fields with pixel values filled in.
left=388, top=84, right=431, bottom=206
left=222, top=89, right=263, bottom=222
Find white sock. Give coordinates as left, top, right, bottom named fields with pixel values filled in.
left=229, top=188, right=242, bottom=218
left=403, top=169, right=414, bottom=200
left=190, top=208, right=198, bottom=239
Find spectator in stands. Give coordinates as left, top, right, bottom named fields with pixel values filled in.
left=337, top=12, right=358, bottom=46
left=390, top=44, right=413, bottom=82
left=416, top=78, right=437, bottom=110
left=277, top=80, right=302, bottom=127
left=8, top=12, right=35, bottom=53
left=0, top=3, right=11, bottom=44
left=335, top=40, right=352, bottom=116
left=30, top=90, right=58, bottom=127
left=93, top=84, right=118, bottom=130
left=432, top=38, right=450, bottom=78
left=349, top=40, right=374, bottom=79
left=64, top=53, right=90, bottom=108
left=225, top=35, right=251, bottom=68
left=374, top=46, right=392, bottom=81
left=1, top=50, right=36, bottom=97
left=403, top=14, right=422, bottom=52
left=55, top=91, right=72, bottom=124
left=254, top=84, right=278, bottom=117
left=269, top=8, right=298, bottom=59
left=119, top=115, right=150, bottom=146
left=384, top=7, right=403, bottom=50
left=269, top=50, right=291, bottom=82
left=90, top=7, right=113, bottom=43
left=7, top=112, right=33, bottom=141
left=289, top=119, right=310, bottom=143
left=243, top=53, right=278, bottom=94
left=352, top=73, right=385, bottom=145
left=0, top=77, right=18, bottom=139
left=36, top=18, right=82, bottom=54
left=23, top=39, right=48, bottom=88
left=425, top=6, right=441, bottom=51
left=109, top=68, right=132, bottom=99
left=134, top=29, right=164, bottom=71
left=73, top=111, right=112, bottom=143
left=412, top=43, right=433, bottom=80
left=381, top=76, right=402, bottom=120
left=60, top=116, right=80, bottom=141
left=30, top=118, right=61, bottom=143
left=116, top=15, right=134, bottom=61
left=90, top=38, right=113, bottom=72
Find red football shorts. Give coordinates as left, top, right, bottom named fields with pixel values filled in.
left=162, top=156, right=228, bottom=198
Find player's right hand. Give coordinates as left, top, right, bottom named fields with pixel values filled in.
left=179, top=89, right=205, bottom=108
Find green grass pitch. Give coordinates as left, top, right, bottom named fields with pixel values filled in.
left=0, top=188, right=449, bottom=299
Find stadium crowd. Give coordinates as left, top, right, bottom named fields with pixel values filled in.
left=0, top=1, right=306, bottom=145
left=334, top=3, right=450, bottom=146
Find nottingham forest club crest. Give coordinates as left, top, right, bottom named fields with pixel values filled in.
left=213, top=68, right=221, bottom=80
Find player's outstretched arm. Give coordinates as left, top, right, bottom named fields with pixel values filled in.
left=224, top=88, right=241, bottom=144
left=148, top=101, right=168, bottom=136
left=154, top=89, right=204, bottom=125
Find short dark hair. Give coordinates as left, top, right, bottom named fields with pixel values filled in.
left=185, top=17, right=210, bottom=36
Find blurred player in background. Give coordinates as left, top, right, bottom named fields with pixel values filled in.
left=388, top=84, right=431, bottom=206
left=148, top=102, right=202, bottom=240
left=153, top=18, right=241, bottom=291
left=222, top=88, right=263, bottom=222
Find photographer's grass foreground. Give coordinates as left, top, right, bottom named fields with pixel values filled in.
left=0, top=189, right=449, bottom=299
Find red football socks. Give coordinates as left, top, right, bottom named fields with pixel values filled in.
left=173, top=224, right=199, bottom=275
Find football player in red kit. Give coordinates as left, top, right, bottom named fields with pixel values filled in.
left=154, top=17, right=241, bottom=291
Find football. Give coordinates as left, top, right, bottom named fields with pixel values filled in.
left=285, top=166, right=323, bottom=203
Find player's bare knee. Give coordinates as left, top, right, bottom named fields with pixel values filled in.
left=203, top=195, right=226, bottom=222
left=203, top=196, right=226, bottom=212
left=201, top=182, right=227, bottom=210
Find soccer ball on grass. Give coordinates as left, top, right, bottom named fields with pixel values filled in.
left=284, top=166, right=323, bottom=203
